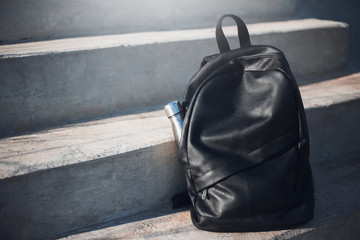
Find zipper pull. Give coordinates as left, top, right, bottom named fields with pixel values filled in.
left=201, top=188, right=209, bottom=200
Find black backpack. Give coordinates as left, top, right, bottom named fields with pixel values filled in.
left=178, top=14, right=314, bottom=232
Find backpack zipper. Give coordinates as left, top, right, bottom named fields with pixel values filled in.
left=201, top=188, right=209, bottom=200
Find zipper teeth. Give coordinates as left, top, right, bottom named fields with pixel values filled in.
left=240, top=53, right=286, bottom=60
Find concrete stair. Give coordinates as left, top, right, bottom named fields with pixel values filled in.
left=1, top=0, right=359, bottom=239
left=60, top=155, right=360, bottom=240
left=0, top=0, right=297, bottom=44
left=0, top=18, right=349, bottom=137
left=1, top=73, right=359, bottom=239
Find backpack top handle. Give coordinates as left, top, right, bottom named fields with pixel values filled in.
left=216, top=14, right=251, bottom=53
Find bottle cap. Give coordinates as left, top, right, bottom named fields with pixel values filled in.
left=164, top=101, right=183, bottom=118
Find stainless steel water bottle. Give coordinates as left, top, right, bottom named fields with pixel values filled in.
left=164, top=101, right=184, bottom=146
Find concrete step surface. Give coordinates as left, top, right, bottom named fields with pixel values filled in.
left=0, top=18, right=349, bottom=137
left=1, top=73, right=359, bottom=240
left=0, top=0, right=298, bottom=44
left=59, top=155, right=360, bottom=240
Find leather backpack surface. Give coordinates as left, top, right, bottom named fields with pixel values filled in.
left=178, top=14, right=314, bottom=232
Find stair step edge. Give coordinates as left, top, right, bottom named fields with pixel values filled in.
left=1, top=73, right=359, bottom=180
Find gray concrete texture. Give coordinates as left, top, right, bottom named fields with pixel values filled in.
left=299, top=0, right=360, bottom=68
left=0, top=19, right=349, bottom=137
left=0, top=142, right=186, bottom=240
left=60, top=156, right=360, bottom=240
left=0, top=73, right=359, bottom=240
left=0, top=0, right=297, bottom=43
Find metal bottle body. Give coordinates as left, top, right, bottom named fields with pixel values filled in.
left=164, top=101, right=184, bottom=146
